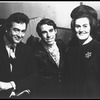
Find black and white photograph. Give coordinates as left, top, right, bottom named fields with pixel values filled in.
left=0, top=1, right=100, bottom=99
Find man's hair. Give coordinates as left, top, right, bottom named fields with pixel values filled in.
left=6, top=12, right=29, bottom=30
left=36, top=18, right=57, bottom=37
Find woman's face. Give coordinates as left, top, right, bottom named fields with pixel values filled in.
left=75, top=17, right=91, bottom=40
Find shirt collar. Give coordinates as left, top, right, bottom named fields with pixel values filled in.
left=4, top=35, right=16, bottom=49
left=82, top=36, right=93, bottom=45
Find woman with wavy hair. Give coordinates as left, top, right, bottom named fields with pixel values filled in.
left=63, top=4, right=100, bottom=99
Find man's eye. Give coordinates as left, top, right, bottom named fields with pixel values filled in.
left=13, top=28, right=19, bottom=32
left=13, top=29, right=18, bottom=31
left=42, top=31, right=46, bottom=34
left=83, top=25, right=87, bottom=28
left=49, top=29, right=53, bottom=32
left=13, top=28, right=26, bottom=33
left=75, top=25, right=80, bottom=28
left=22, top=30, right=26, bottom=33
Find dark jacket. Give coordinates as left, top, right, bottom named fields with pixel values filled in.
left=0, top=35, right=38, bottom=98
left=63, top=39, right=100, bottom=99
left=34, top=40, right=66, bottom=99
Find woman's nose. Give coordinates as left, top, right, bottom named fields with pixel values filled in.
left=79, top=27, right=84, bottom=32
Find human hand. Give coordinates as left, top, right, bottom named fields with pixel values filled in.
left=9, top=89, right=31, bottom=98
left=0, top=81, right=12, bottom=90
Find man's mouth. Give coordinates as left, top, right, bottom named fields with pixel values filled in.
left=14, top=36, right=22, bottom=41
left=47, top=38, right=54, bottom=42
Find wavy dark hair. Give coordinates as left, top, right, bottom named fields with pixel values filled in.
left=6, top=12, right=29, bottom=31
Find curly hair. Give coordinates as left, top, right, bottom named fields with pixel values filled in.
left=6, top=12, right=29, bottom=30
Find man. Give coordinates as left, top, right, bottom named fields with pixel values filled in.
left=0, top=12, right=37, bottom=98
left=33, top=18, right=66, bottom=98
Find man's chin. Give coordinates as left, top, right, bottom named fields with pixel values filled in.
left=47, top=42, right=54, bottom=45
left=14, top=40, right=21, bottom=44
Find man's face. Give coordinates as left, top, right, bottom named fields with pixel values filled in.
left=7, top=22, right=26, bottom=44
left=40, top=24, right=57, bottom=45
left=75, top=17, right=91, bottom=40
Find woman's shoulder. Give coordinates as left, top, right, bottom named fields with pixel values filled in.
left=93, top=39, right=100, bottom=46
left=91, top=40, right=100, bottom=54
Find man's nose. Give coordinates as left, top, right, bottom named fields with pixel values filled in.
left=18, top=31, right=25, bottom=37
left=47, top=32, right=51, bottom=37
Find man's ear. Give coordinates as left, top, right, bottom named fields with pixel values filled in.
left=55, top=29, right=57, bottom=34
left=5, top=30, right=7, bottom=33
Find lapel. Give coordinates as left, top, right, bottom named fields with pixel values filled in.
left=0, top=38, right=11, bottom=72
left=15, top=42, right=22, bottom=57
left=39, top=42, right=64, bottom=69
left=45, top=47, right=58, bottom=67
left=11, top=42, right=27, bottom=73
left=14, top=42, right=25, bottom=65
left=15, top=42, right=27, bottom=58
left=56, top=42, right=64, bottom=69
